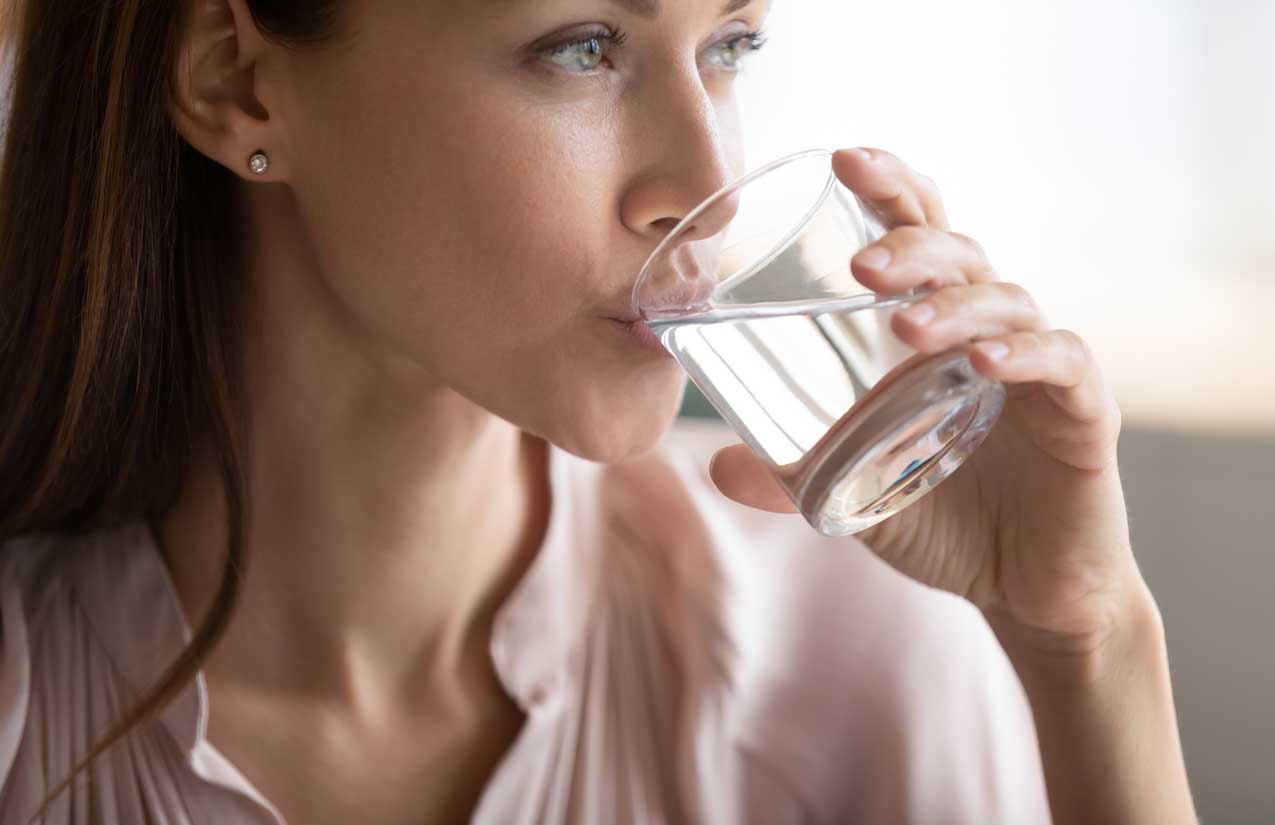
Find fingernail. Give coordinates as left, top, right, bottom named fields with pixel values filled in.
left=975, top=341, right=1010, bottom=361
left=900, top=302, right=935, bottom=325
left=850, top=148, right=873, bottom=162
left=855, top=246, right=891, bottom=270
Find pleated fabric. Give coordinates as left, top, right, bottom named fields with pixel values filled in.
left=0, top=420, right=1051, bottom=824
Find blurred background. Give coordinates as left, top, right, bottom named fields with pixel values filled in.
left=677, top=1, right=1273, bottom=822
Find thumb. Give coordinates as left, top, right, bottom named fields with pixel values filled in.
left=708, top=444, right=800, bottom=514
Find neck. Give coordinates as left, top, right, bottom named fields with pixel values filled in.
left=154, top=189, right=553, bottom=723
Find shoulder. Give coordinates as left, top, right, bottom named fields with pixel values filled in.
left=0, top=527, right=88, bottom=683
left=0, top=522, right=244, bottom=825
left=644, top=420, right=1051, bottom=822
left=0, top=523, right=163, bottom=793
left=0, top=528, right=79, bottom=803
left=0, top=522, right=149, bottom=632
left=1, top=529, right=73, bottom=609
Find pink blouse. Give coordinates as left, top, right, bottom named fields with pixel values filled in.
left=0, top=419, right=1051, bottom=823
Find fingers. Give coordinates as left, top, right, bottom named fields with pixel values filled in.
left=851, top=226, right=998, bottom=292
left=832, top=147, right=950, bottom=230
left=889, top=281, right=1049, bottom=354
left=970, top=329, right=1122, bottom=432
left=708, top=445, right=799, bottom=514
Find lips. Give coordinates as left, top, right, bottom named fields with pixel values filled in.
left=609, top=279, right=715, bottom=322
left=617, top=318, right=673, bottom=357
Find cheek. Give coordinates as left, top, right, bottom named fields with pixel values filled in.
left=285, top=131, right=689, bottom=461
left=288, top=81, right=620, bottom=340
left=280, top=45, right=685, bottom=458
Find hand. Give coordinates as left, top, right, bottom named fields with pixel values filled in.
left=709, top=147, right=1148, bottom=661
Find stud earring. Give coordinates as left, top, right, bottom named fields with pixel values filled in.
left=248, top=151, right=269, bottom=176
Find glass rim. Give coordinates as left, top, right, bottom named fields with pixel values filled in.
left=630, top=146, right=836, bottom=321
left=643, top=287, right=935, bottom=327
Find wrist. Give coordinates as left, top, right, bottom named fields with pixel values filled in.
left=986, top=576, right=1166, bottom=694
left=989, top=581, right=1198, bottom=825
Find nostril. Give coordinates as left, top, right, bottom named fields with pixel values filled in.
left=652, top=216, right=686, bottom=238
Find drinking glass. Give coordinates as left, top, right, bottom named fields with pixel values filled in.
left=633, top=148, right=1005, bottom=536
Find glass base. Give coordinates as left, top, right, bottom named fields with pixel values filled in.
left=781, top=348, right=1005, bottom=537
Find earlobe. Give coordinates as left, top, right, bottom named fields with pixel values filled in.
left=166, top=0, right=283, bottom=182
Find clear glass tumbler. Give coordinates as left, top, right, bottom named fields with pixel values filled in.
left=633, top=148, right=1005, bottom=536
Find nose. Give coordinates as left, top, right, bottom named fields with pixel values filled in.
left=659, top=186, right=742, bottom=247
left=620, top=70, right=744, bottom=245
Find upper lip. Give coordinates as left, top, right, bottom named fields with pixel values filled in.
left=606, top=280, right=715, bottom=324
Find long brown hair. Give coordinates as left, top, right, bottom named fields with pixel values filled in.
left=0, top=0, right=338, bottom=819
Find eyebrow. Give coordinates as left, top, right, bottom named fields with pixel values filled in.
left=606, top=0, right=755, bottom=20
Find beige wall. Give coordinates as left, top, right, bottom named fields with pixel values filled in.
left=1119, top=427, right=1275, bottom=824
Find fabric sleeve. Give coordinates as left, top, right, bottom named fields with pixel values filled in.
left=876, top=600, right=1054, bottom=824
left=736, top=588, right=1053, bottom=825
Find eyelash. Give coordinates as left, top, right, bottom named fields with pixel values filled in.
left=538, top=25, right=770, bottom=75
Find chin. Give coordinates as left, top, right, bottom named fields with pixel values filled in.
left=543, top=381, right=688, bottom=465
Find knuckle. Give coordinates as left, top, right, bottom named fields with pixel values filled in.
left=1055, top=327, right=1089, bottom=353
left=1019, top=331, right=1049, bottom=356
left=1054, top=328, right=1093, bottom=364
left=886, top=224, right=930, bottom=248
left=867, top=147, right=898, bottom=165
left=949, top=231, right=988, bottom=262
left=923, top=288, right=958, bottom=314
left=1108, top=400, right=1124, bottom=434
left=999, top=281, right=1038, bottom=311
left=1092, top=399, right=1123, bottom=442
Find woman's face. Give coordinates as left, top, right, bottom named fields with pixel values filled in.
left=263, top=0, right=772, bottom=461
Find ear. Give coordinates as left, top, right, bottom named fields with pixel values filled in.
left=167, top=0, right=286, bottom=182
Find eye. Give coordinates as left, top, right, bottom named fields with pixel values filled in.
left=536, top=26, right=770, bottom=76
left=702, top=30, right=770, bottom=72
left=538, top=26, right=630, bottom=74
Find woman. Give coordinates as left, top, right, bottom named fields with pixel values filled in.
left=0, top=0, right=1197, bottom=823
